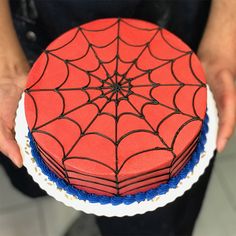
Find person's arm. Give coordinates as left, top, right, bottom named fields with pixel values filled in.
left=198, top=0, right=236, bottom=152
left=0, top=0, right=29, bottom=167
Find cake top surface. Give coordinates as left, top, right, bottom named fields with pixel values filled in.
left=24, top=18, right=206, bottom=195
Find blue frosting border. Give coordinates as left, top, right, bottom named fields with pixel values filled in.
left=28, top=114, right=209, bottom=205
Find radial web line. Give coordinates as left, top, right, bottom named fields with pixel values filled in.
left=34, top=86, right=114, bottom=130
left=114, top=92, right=119, bottom=195
left=119, top=28, right=160, bottom=85
left=120, top=51, right=192, bottom=87
left=79, top=25, right=117, bottom=85
left=47, top=50, right=113, bottom=87
left=118, top=89, right=170, bottom=149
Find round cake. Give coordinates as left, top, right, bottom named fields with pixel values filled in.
left=24, top=18, right=207, bottom=201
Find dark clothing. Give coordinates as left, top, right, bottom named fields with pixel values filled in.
left=9, top=0, right=210, bottom=62
left=1, top=0, right=213, bottom=235
left=0, top=154, right=46, bottom=198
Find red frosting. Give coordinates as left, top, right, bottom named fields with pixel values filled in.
left=25, top=18, right=206, bottom=196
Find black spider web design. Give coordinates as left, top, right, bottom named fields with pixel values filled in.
left=25, top=18, right=206, bottom=196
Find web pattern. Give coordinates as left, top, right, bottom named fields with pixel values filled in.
left=25, top=18, right=206, bottom=196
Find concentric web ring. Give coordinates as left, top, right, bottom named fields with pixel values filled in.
left=25, top=18, right=206, bottom=196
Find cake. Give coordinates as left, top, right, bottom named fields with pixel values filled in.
left=24, top=18, right=207, bottom=204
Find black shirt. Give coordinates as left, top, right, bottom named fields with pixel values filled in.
left=10, top=0, right=211, bottom=63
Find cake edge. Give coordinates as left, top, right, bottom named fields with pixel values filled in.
left=27, top=113, right=209, bottom=206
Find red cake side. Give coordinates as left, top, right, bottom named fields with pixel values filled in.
left=24, top=18, right=207, bottom=196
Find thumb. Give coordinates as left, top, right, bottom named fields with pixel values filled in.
left=210, top=69, right=236, bottom=152
left=0, top=125, right=23, bottom=168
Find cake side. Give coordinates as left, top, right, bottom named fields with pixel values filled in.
left=24, top=18, right=207, bottom=197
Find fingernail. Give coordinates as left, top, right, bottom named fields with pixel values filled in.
left=217, top=139, right=227, bottom=152
left=10, top=156, right=23, bottom=168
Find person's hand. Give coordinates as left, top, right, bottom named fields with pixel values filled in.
left=199, top=62, right=236, bottom=152
left=0, top=0, right=30, bottom=167
left=198, top=0, right=236, bottom=152
left=0, top=62, right=29, bottom=167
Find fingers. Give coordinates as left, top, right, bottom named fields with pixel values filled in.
left=212, top=69, right=236, bottom=152
left=0, top=123, right=23, bottom=167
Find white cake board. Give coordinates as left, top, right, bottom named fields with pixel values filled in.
left=15, top=86, right=218, bottom=217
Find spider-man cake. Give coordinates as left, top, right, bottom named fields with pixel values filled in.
left=24, top=18, right=207, bottom=202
